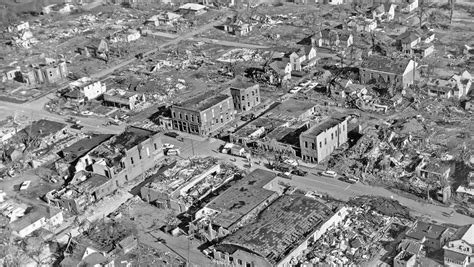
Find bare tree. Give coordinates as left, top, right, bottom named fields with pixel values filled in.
left=449, top=0, right=455, bottom=24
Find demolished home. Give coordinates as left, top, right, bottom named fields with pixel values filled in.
left=229, top=79, right=261, bottom=112
left=171, top=92, right=234, bottom=136
left=300, top=116, right=348, bottom=163
left=74, top=126, right=163, bottom=187
left=140, top=158, right=229, bottom=212
left=443, top=224, right=474, bottom=266
left=13, top=119, right=68, bottom=148
left=65, top=77, right=106, bottom=101
left=359, top=55, right=416, bottom=89
left=103, top=88, right=145, bottom=110
left=191, top=169, right=278, bottom=241
left=10, top=206, right=63, bottom=238
left=212, top=195, right=349, bottom=266
left=45, top=171, right=117, bottom=214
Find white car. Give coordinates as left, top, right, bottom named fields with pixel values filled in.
left=20, top=180, right=31, bottom=191
left=283, top=159, right=298, bottom=167
left=321, top=170, right=337, bottom=178
left=163, top=143, right=175, bottom=149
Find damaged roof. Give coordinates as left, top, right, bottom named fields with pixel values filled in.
left=206, top=169, right=277, bottom=229
left=302, top=117, right=347, bottom=137
left=405, top=221, right=448, bottom=241
left=16, top=119, right=66, bottom=140
left=221, top=195, right=334, bottom=265
left=361, top=55, right=411, bottom=75
left=61, top=134, right=113, bottom=163
left=176, top=91, right=231, bottom=112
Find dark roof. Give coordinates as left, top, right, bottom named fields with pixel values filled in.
left=109, top=126, right=157, bottom=151
left=17, top=119, right=66, bottom=140
left=229, top=76, right=257, bottom=89
left=10, top=206, right=61, bottom=232
left=398, top=239, right=423, bottom=255
left=405, top=221, right=447, bottom=241
left=206, top=169, right=277, bottom=229
left=222, top=195, right=334, bottom=265
left=61, top=134, right=113, bottom=163
left=361, top=55, right=411, bottom=75
left=78, top=173, right=110, bottom=191
left=397, top=31, right=420, bottom=44
left=302, top=117, right=346, bottom=137
left=86, top=38, right=105, bottom=49
left=444, top=249, right=469, bottom=262
left=449, top=224, right=474, bottom=245
left=176, top=91, right=230, bottom=112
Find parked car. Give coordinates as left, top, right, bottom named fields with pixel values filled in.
left=163, top=143, right=175, bottom=149
left=321, top=170, right=337, bottom=178
left=339, top=176, right=358, bottom=184
left=283, top=159, right=298, bottom=167
left=280, top=172, right=292, bottom=179
left=166, top=148, right=180, bottom=156
left=19, top=180, right=31, bottom=191
left=291, top=169, right=308, bottom=176
left=71, top=124, right=84, bottom=130
left=66, top=117, right=80, bottom=124
left=442, top=211, right=454, bottom=217
left=164, top=132, right=179, bottom=138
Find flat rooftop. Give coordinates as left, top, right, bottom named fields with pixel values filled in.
left=265, top=99, right=315, bottom=121
left=16, top=119, right=66, bottom=140
left=222, top=195, right=334, bottom=265
left=61, top=134, right=113, bottom=163
left=206, top=169, right=277, bottom=229
left=302, top=117, right=346, bottom=137
left=177, top=91, right=230, bottom=112
left=266, top=124, right=308, bottom=147
left=229, top=77, right=257, bottom=90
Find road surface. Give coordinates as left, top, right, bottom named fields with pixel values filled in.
left=161, top=133, right=474, bottom=226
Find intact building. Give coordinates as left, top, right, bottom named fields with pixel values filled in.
left=443, top=224, right=474, bottom=267
left=360, top=55, right=417, bottom=89
left=229, top=80, right=260, bottom=112
left=300, top=117, right=348, bottom=163
left=171, top=92, right=234, bottom=136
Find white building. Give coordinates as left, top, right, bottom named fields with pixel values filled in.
left=10, top=206, right=63, bottom=238
left=69, top=77, right=106, bottom=100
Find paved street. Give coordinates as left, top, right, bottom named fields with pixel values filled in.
left=162, top=133, right=474, bottom=226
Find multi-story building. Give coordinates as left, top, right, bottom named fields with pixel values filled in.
left=443, top=224, right=474, bottom=267
left=171, top=92, right=234, bottom=136
left=229, top=82, right=260, bottom=112
left=360, top=55, right=417, bottom=89
left=405, top=221, right=451, bottom=250
left=299, top=117, right=348, bottom=163
left=20, top=60, right=68, bottom=85
left=75, top=126, right=163, bottom=188
left=67, top=77, right=107, bottom=101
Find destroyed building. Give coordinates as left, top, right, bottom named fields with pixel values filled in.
left=211, top=195, right=349, bottom=266
left=75, top=126, right=163, bottom=188
left=45, top=171, right=117, bottom=214
left=64, top=77, right=107, bottom=102
left=9, top=206, right=63, bottom=238
left=103, top=88, right=145, bottom=110
left=300, top=116, right=349, bottom=163
left=140, top=158, right=226, bottom=212
left=359, top=55, right=416, bottom=89
left=190, top=169, right=279, bottom=242
left=171, top=92, right=235, bottom=136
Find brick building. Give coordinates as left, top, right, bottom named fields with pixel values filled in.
left=360, top=55, right=417, bottom=89
left=75, top=126, right=163, bottom=188
left=299, top=117, right=348, bottom=163
left=171, top=92, right=234, bottom=136
left=229, top=80, right=260, bottom=112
